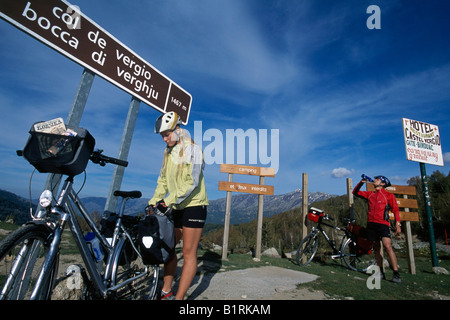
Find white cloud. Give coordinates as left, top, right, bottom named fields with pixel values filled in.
left=331, top=167, right=354, bottom=178
left=444, top=152, right=450, bottom=163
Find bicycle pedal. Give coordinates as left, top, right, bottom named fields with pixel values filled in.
left=330, top=254, right=341, bottom=260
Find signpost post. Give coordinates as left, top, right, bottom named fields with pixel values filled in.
left=218, top=164, right=275, bottom=261
left=402, top=118, right=443, bottom=267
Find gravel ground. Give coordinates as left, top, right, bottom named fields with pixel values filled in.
left=185, top=265, right=326, bottom=300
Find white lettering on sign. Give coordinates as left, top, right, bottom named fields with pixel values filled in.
left=52, top=5, right=80, bottom=30
left=115, top=49, right=152, bottom=80
left=87, top=30, right=107, bottom=66
left=115, top=49, right=159, bottom=100
left=218, top=181, right=274, bottom=195
left=251, top=186, right=267, bottom=192
left=21, top=2, right=79, bottom=49
left=171, top=97, right=187, bottom=111
left=239, top=167, right=257, bottom=174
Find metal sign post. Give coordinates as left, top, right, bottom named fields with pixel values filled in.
left=420, top=163, right=439, bottom=267
left=43, top=68, right=95, bottom=199
left=104, top=97, right=140, bottom=213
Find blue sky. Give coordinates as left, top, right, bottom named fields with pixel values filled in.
left=1, top=0, right=449, bottom=202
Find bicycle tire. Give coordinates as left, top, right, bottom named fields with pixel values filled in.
left=295, top=232, right=319, bottom=266
left=110, top=237, right=160, bottom=300
left=0, top=223, right=58, bottom=300
left=341, top=236, right=376, bottom=272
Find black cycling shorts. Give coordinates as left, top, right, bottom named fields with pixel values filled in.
left=172, top=205, right=207, bottom=229
left=366, top=222, right=391, bottom=241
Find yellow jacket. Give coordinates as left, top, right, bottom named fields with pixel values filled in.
left=148, top=139, right=208, bottom=210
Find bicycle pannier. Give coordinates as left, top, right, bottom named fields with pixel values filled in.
left=99, top=211, right=139, bottom=265
left=356, top=237, right=373, bottom=255
left=307, top=208, right=324, bottom=223
left=23, top=121, right=95, bottom=176
left=348, top=223, right=373, bottom=255
left=137, top=211, right=175, bottom=265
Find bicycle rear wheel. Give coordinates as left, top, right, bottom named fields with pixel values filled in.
left=0, top=223, right=58, bottom=300
left=295, top=232, right=319, bottom=266
left=110, top=237, right=160, bottom=300
left=341, top=236, right=376, bottom=272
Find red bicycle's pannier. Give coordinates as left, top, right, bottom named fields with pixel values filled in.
left=357, top=237, right=373, bottom=255
left=348, top=223, right=364, bottom=236
left=348, top=223, right=373, bottom=255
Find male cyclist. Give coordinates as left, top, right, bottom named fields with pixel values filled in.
left=353, top=175, right=402, bottom=283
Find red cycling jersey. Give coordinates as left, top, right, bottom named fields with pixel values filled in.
left=353, top=182, right=400, bottom=226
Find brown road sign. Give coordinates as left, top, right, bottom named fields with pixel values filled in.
left=0, top=0, right=191, bottom=123
left=218, top=181, right=274, bottom=195
left=220, top=164, right=275, bottom=177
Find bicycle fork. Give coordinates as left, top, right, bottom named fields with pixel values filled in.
left=30, top=220, right=64, bottom=299
left=0, top=230, right=49, bottom=300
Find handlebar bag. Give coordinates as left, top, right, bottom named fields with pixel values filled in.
left=23, top=122, right=95, bottom=176
left=306, top=208, right=324, bottom=223
left=137, top=211, right=175, bottom=265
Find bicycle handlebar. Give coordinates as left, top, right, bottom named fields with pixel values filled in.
left=90, top=149, right=128, bottom=167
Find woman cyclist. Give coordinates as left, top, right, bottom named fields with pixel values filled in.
left=147, top=111, right=208, bottom=299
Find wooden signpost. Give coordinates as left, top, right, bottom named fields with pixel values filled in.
left=218, top=164, right=275, bottom=260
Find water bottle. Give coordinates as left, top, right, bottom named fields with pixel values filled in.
left=361, top=174, right=374, bottom=182
left=84, top=232, right=105, bottom=262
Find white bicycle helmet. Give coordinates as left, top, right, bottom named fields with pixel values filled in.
left=154, top=111, right=182, bottom=133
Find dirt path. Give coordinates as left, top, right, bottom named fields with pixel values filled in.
left=186, top=266, right=327, bottom=300
left=55, top=254, right=327, bottom=300
left=182, top=259, right=327, bottom=300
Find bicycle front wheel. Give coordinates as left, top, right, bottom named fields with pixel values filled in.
left=295, top=232, right=319, bottom=266
left=341, top=236, right=376, bottom=272
left=0, top=223, right=58, bottom=300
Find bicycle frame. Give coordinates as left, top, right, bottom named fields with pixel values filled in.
left=313, top=220, right=348, bottom=255
left=30, top=176, right=152, bottom=299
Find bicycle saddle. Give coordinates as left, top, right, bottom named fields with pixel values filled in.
left=113, top=190, right=142, bottom=199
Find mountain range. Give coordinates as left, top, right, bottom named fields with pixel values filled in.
left=205, top=189, right=335, bottom=224
left=1, top=189, right=336, bottom=225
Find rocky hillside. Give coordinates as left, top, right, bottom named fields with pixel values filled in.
left=206, top=189, right=335, bottom=224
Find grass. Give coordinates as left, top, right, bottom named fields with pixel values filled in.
left=197, top=247, right=450, bottom=300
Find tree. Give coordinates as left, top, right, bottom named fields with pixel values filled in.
left=408, top=170, right=450, bottom=240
